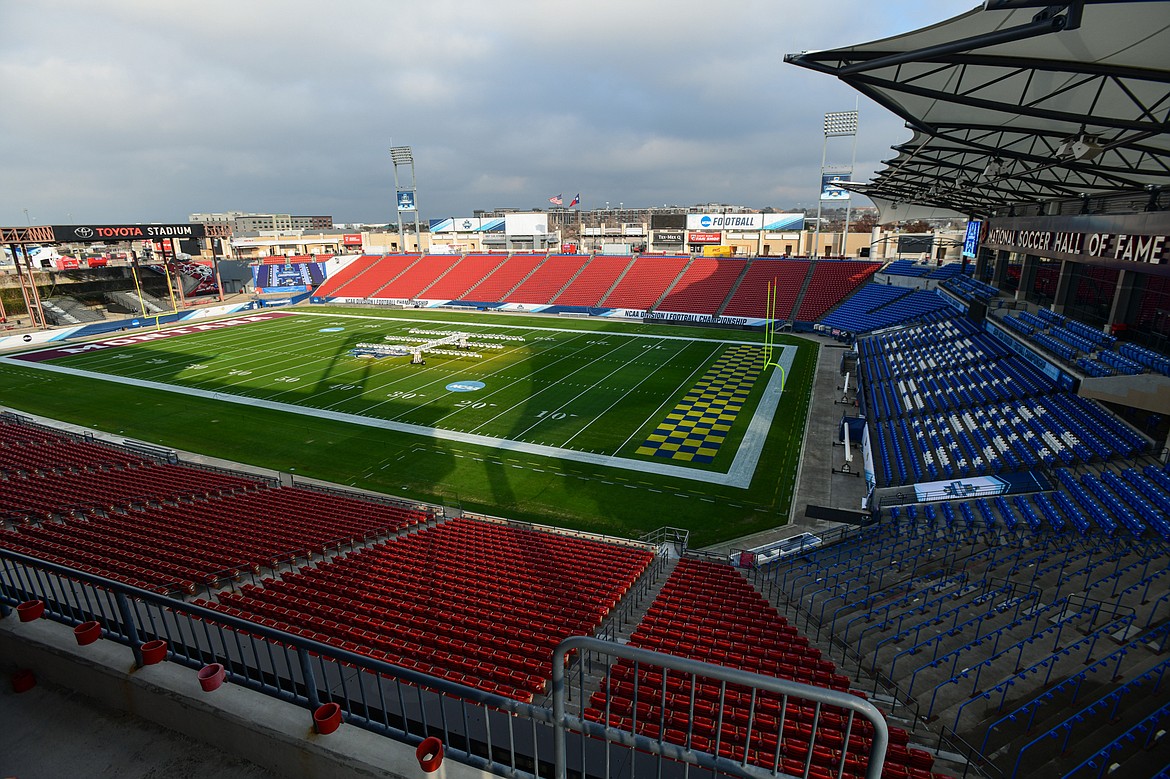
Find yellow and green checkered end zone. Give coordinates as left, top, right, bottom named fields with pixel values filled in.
left=636, top=345, right=767, bottom=464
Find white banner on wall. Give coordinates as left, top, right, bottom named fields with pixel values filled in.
left=504, top=214, right=549, bottom=237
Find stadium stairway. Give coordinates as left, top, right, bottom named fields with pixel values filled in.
left=461, top=253, right=548, bottom=303
left=740, top=544, right=952, bottom=774
left=413, top=253, right=478, bottom=299
left=556, top=554, right=680, bottom=713
left=712, top=259, right=753, bottom=318
left=646, top=255, right=696, bottom=312
left=548, top=253, right=597, bottom=302
left=552, top=254, right=632, bottom=307
left=786, top=261, right=819, bottom=322
left=492, top=253, right=554, bottom=302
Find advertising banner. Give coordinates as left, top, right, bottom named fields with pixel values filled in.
left=653, top=231, right=685, bottom=243
left=684, top=213, right=805, bottom=231
left=687, top=214, right=763, bottom=231
left=912, top=475, right=1009, bottom=503
left=342, top=234, right=363, bottom=246
left=761, top=214, right=805, bottom=231
left=687, top=232, right=722, bottom=244
left=396, top=191, right=416, bottom=211
left=429, top=218, right=487, bottom=233
left=861, top=426, right=876, bottom=496
left=821, top=174, right=851, bottom=201
left=962, top=220, right=983, bottom=258
left=253, top=261, right=327, bottom=292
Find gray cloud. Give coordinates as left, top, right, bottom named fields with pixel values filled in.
left=0, top=0, right=976, bottom=224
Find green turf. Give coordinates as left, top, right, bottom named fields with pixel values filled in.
left=0, top=307, right=818, bottom=546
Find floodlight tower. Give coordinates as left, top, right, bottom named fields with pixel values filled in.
left=813, top=110, right=859, bottom=258
left=390, top=144, right=421, bottom=252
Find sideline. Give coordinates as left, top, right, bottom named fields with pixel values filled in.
left=0, top=345, right=796, bottom=488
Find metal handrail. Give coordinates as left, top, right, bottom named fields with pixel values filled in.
left=2, top=546, right=897, bottom=779
left=552, top=636, right=890, bottom=779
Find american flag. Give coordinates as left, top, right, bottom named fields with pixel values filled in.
left=549, top=194, right=563, bottom=206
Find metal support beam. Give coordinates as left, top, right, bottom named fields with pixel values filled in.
left=836, top=6, right=1075, bottom=76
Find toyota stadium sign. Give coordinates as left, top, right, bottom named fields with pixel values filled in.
left=52, top=223, right=206, bottom=242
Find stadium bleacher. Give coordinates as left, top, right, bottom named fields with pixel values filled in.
left=372, top=254, right=464, bottom=300
left=655, top=258, right=745, bottom=315
left=0, top=420, right=426, bottom=594
left=795, top=260, right=881, bottom=321
left=552, top=254, right=633, bottom=307
left=600, top=255, right=689, bottom=310
left=461, top=252, right=547, bottom=302
left=503, top=254, right=590, bottom=305
left=721, top=258, right=810, bottom=319
left=586, top=558, right=940, bottom=777
left=413, top=253, right=507, bottom=301
left=820, top=284, right=952, bottom=335
left=195, top=518, right=653, bottom=703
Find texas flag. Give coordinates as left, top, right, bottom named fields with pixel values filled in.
left=568, top=193, right=580, bottom=207
left=549, top=194, right=563, bottom=206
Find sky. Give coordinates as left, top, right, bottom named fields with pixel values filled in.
left=0, top=0, right=977, bottom=226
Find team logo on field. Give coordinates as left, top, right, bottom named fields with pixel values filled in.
left=446, top=380, right=485, bottom=392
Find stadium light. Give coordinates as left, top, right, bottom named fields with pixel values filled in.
left=814, top=110, right=860, bottom=258
left=824, top=111, right=859, bottom=137
left=389, top=143, right=421, bottom=251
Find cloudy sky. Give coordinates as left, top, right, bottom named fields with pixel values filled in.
left=1, top=0, right=976, bottom=225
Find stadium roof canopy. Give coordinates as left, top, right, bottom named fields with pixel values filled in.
left=786, top=0, right=1170, bottom=219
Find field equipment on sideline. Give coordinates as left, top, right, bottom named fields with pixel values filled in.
left=351, top=329, right=525, bottom=365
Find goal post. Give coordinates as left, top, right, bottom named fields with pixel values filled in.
left=763, top=278, right=787, bottom=390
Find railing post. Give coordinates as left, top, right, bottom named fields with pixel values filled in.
left=552, top=643, right=568, bottom=779
left=298, top=647, right=321, bottom=710
left=115, top=592, right=144, bottom=667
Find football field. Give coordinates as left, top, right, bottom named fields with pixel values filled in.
left=0, top=308, right=815, bottom=543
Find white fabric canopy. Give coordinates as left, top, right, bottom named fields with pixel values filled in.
left=788, top=1, right=1170, bottom=217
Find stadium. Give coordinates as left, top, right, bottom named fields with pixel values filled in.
left=2, top=3, right=1170, bottom=779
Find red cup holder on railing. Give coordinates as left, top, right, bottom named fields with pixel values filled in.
left=140, top=639, right=168, bottom=665
left=198, top=662, right=226, bottom=692
left=74, top=620, right=102, bottom=646
left=416, top=737, right=444, bottom=773
left=313, top=702, right=343, bottom=735
left=17, top=600, right=45, bottom=622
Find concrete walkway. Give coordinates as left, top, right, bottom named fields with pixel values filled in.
left=700, top=335, right=867, bottom=556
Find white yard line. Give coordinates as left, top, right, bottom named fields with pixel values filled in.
left=3, top=312, right=801, bottom=488
left=559, top=340, right=697, bottom=447
left=508, top=338, right=689, bottom=441
left=609, top=340, right=725, bottom=456
left=1, top=355, right=786, bottom=488
left=293, top=310, right=765, bottom=346
left=464, top=337, right=644, bottom=435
